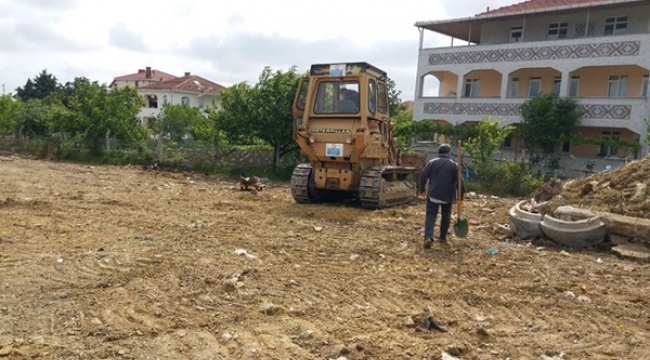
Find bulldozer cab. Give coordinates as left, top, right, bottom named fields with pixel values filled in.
left=292, top=63, right=391, bottom=141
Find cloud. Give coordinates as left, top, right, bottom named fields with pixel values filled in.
left=176, top=33, right=421, bottom=99
left=418, top=0, right=513, bottom=19
left=0, top=18, right=96, bottom=53
left=108, top=23, right=150, bottom=52
left=4, top=0, right=77, bottom=11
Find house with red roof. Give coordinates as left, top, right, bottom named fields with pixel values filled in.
left=109, top=66, right=226, bottom=127
left=412, top=0, right=650, bottom=161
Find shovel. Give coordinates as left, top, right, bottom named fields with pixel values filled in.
left=453, top=140, right=469, bottom=238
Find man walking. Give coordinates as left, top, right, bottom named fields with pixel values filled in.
left=418, top=144, right=465, bottom=249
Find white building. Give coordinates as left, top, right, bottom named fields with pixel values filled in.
left=413, top=0, right=650, bottom=160
left=110, top=66, right=226, bottom=127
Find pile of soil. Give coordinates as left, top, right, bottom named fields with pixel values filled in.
left=532, top=155, right=650, bottom=218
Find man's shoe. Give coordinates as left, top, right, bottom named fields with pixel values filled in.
left=439, top=237, right=448, bottom=245
left=423, top=238, right=433, bottom=249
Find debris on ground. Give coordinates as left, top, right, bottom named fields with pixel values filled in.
left=421, top=315, right=447, bottom=332
left=533, top=155, right=650, bottom=218
left=611, top=243, right=650, bottom=262
left=239, top=175, right=265, bottom=191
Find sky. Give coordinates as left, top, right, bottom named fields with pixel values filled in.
left=0, top=0, right=513, bottom=101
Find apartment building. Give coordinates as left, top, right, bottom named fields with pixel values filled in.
left=413, top=0, right=650, bottom=159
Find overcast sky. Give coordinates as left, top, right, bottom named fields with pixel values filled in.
left=0, top=0, right=513, bottom=101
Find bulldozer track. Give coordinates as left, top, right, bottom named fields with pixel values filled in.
left=290, top=163, right=315, bottom=203
left=290, top=163, right=419, bottom=209
left=359, top=166, right=419, bottom=209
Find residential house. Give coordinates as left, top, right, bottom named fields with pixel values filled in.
left=110, top=66, right=226, bottom=127
left=413, top=0, right=650, bottom=161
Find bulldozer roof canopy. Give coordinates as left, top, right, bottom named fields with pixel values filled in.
left=310, top=62, right=388, bottom=80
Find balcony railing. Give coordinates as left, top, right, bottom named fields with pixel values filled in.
left=416, top=96, right=648, bottom=121
left=420, top=33, right=647, bottom=67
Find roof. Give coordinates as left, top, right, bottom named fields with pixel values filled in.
left=112, top=69, right=178, bottom=82
left=138, top=75, right=226, bottom=95
left=415, top=0, right=646, bottom=42
left=401, top=100, right=414, bottom=111
left=476, top=0, right=628, bottom=17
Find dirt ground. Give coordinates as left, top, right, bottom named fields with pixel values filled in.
left=1, top=158, right=649, bottom=360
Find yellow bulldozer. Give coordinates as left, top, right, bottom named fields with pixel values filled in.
left=289, top=62, right=426, bottom=209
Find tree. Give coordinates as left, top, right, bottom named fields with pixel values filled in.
left=519, top=92, right=583, bottom=155
left=153, top=103, right=205, bottom=142
left=387, top=79, right=405, bottom=117
left=0, top=94, right=22, bottom=134
left=391, top=109, right=415, bottom=150
left=66, top=77, right=147, bottom=155
left=217, top=66, right=301, bottom=170
left=464, top=116, right=514, bottom=175
left=14, top=69, right=62, bottom=102
left=13, top=95, right=69, bottom=137
left=214, top=81, right=257, bottom=145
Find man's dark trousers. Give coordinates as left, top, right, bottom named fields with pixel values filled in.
left=425, top=199, right=453, bottom=240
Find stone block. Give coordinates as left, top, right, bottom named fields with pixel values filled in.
left=595, top=211, right=650, bottom=243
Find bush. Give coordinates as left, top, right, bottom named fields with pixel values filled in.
left=470, top=159, right=544, bottom=197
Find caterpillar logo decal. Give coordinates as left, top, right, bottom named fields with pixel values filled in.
left=311, top=128, right=351, bottom=134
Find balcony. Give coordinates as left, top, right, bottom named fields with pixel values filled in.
left=417, top=33, right=649, bottom=73
left=414, top=96, right=649, bottom=130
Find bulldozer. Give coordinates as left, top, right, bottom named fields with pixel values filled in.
left=289, top=62, right=426, bottom=209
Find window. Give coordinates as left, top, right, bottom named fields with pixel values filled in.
left=552, top=77, right=561, bottom=94
left=368, top=79, right=377, bottom=113
left=377, top=82, right=388, bottom=114
left=569, top=76, right=580, bottom=97
left=528, top=78, right=541, bottom=97
left=604, top=16, right=627, bottom=35
left=313, top=81, right=360, bottom=114
left=598, top=130, right=620, bottom=157
left=198, top=97, right=204, bottom=109
left=509, top=78, right=519, bottom=97
left=295, top=80, right=309, bottom=110
left=464, top=79, right=480, bottom=98
left=547, top=22, right=568, bottom=40
left=510, top=26, right=523, bottom=43
left=503, top=133, right=512, bottom=148
left=608, top=75, right=628, bottom=97
left=642, top=75, right=648, bottom=97
left=163, top=95, right=168, bottom=104
left=561, top=141, right=571, bottom=153
left=181, top=96, right=190, bottom=106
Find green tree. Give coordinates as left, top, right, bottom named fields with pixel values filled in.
left=464, top=116, right=514, bottom=189
left=387, top=79, right=405, bottom=117
left=0, top=94, right=22, bottom=134
left=519, top=92, right=583, bottom=155
left=214, top=82, right=257, bottom=145
left=464, top=116, right=514, bottom=169
left=217, top=66, right=301, bottom=169
left=391, top=109, right=414, bottom=149
left=153, top=103, right=206, bottom=142
left=66, top=77, right=146, bottom=155
left=15, top=69, right=62, bottom=102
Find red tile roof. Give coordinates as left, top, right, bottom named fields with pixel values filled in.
left=113, top=68, right=178, bottom=82
left=476, top=0, right=634, bottom=17
left=401, top=100, right=414, bottom=111
left=138, top=75, right=226, bottom=95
